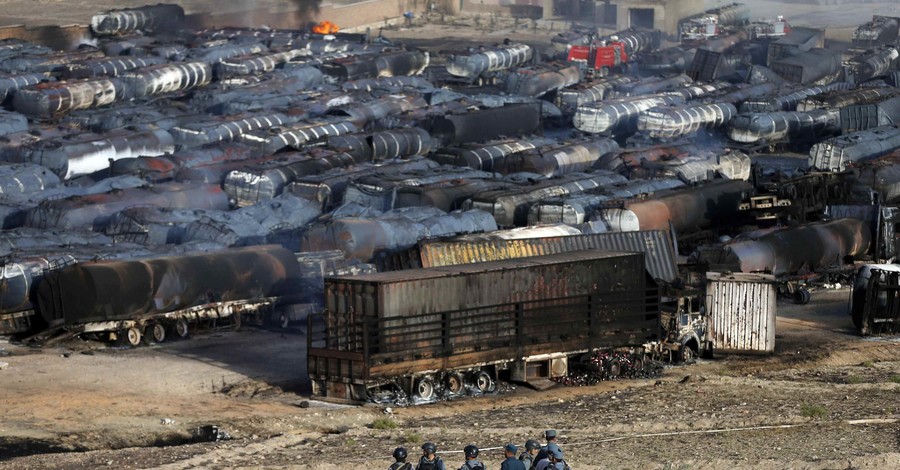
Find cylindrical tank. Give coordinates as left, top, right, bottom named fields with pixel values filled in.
left=729, top=109, right=841, bottom=143
left=36, top=245, right=301, bottom=327
left=723, top=219, right=871, bottom=276
left=446, top=44, right=533, bottom=78
left=637, top=102, right=737, bottom=138
left=612, top=180, right=752, bottom=234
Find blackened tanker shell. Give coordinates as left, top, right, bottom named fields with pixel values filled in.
left=723, top=219, right=872, bottom=276
left=430, top=103, right=541, bottom=146
left=37, top=245, right=302, bottom=327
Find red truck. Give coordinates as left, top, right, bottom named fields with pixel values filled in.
left=566, top=39, right=628, bottom=77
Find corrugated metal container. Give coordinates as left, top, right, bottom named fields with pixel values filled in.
left=766, top=27, right=825, bottom=66
left=324, top=250, right=650, bottom=356
left=840, top=96, right=900, bottom=133
left=706, top=272, right=776, bottom=354
left=411, top=230, right=677, bottom=283
left=770, top=48, right=841, bottom=84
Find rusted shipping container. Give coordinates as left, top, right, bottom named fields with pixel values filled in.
left=311, top=250, right=656, bottom=401
left=405, top=230, right=678, bottom=283
left=706, top=273, right=777, bottom=354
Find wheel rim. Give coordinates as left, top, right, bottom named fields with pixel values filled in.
left=415, top=378, right=434, bottom=400
left=446, top=373, right=464, bottom=394
left=279, top=313, right=289, bottom=329
left=176, top=320, right=189, bottom=338
left=152, top=324, right=166, bottom=343
left=126, top=328, right=141, bottom=346
left=475, top=371, right=493, bottom=392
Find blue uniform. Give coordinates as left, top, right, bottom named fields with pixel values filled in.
left=458, top=460, right=484, bottom=470
left=501, top=456, right=528, bottom=470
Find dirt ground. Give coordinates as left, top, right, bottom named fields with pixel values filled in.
left=2, top=4, right=900, bottom=469
left=1, top=288, right=899, bottom=470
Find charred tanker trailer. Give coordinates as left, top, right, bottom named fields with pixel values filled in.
left=308, top=250, right=709, bottom=403
left=36, top=245, right=302, bottom=345
left=446, top=44, right=533, bottom=79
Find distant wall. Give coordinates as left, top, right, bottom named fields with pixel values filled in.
left=186, top=0, right=430, bottom=30
left=0, top=0, right=431, bottom=50
left=0, top=24, right=92, bottom=50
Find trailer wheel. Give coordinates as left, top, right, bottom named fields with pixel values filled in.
left=473, top=370, right=495, bottom=393
left=413, top=377, right=435, bottom=401
left=149, top=323, right=166, bottom=343
left=607, top=360, right=621, bottom=379
left=631, top=356, right=645, bottom=374
left=124, top=327, right=142, bottom=347
left=175, top=319, right=189, bottom=338
left=444, top=372, right=465, bottom=395
left=793, top=287, right=811, bottom=305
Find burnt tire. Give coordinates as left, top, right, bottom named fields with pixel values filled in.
left=793, top=287, right=811, bottom=305
left=444, top=372, right=465, bottom=395
left=680, top=344, right=697, bottom=364
left=473, top=370, right=495, bottom=393
left=175, top=319, right=189, bottom=338
left=149, top=323, right=166, bottom=343
left=414, top=377, right=435, bottom=401
left=631, top=355, right=645, bottom=373
left=607, top=360, right=621, bottom=378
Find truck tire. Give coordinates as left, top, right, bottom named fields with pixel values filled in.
left=473, top=370, right=494, bottom=393
left=631, top=355, right=645, bottom=373
left=175, top=319, right=189, bottom=338
left=124, top=327, right=142, bottom=347
left=444, top=372, right=465, bottom=395
left=607, top=359, right=621, bottom=378
left=414, top=377, right=435, bottom=401
left=793, top=287, right=811, bottom=305
left=149, top=323, right=166, bottom=343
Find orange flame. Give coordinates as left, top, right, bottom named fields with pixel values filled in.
left=312, top=21, right=339, bottom=35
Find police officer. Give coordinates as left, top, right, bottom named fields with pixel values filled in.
left=458, top=444, right=484, bottom=470
left=390, top=447, right=413, bottom=470
left=519, top=440, right=540, bottom=468
left=548, top=446, right=570, bottom=470
left=531, top=430, right=559, bottom=469
left=416, top=442, right=446, bottom=470
left=501, top=443, right=526, bottom=470
left=533, top=443, right=561, bottom=470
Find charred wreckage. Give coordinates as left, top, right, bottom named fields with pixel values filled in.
left=0, top=3, right=898, bottom=403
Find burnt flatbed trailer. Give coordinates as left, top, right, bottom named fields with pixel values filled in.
left=307, top=250, right=659, bottom=403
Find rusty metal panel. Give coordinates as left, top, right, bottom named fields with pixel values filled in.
left=415, top=230, right=677, bottom=283
left=706, top=272, right=777, bottom=354
left=323, top=250, right=651, bottom=363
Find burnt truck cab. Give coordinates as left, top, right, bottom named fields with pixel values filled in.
left=659, top=290, right=712, bottom=363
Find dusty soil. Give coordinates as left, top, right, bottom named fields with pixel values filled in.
left=1, top=5, right=900, bottom=469
left=1, top=289, right=899, bottom=469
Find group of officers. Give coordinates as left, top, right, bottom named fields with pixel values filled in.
left=387, top=430, right=571, bottom=470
